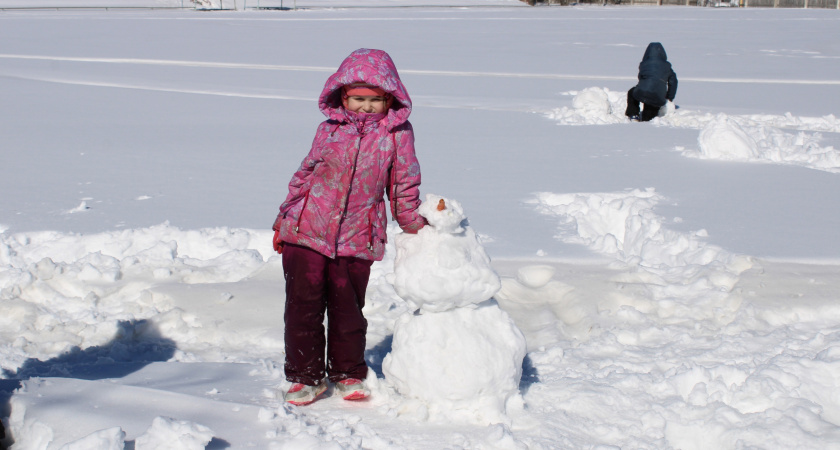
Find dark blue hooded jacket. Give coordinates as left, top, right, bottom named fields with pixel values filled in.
left=632, top=42, right=678, bottom=108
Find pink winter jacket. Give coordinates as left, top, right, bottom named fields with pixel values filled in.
left=273, top=49, right=424, bottom=261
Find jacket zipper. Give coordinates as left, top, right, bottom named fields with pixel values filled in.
left=295, top=190, right=310, bottom=232
left=335, top=134, right=363, bottom=255
left=373, top=132, right=397, bottom=250
left=367, top=206, right=376, bottom=250
left=389, top=132, right=399, bottom=220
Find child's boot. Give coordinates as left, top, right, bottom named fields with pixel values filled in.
left=335, top=378, right=369, bottom=401
left=284, top=380, right=327, bottom=406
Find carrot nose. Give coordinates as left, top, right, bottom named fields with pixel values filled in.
left=436, top=199, right=446, bottom=211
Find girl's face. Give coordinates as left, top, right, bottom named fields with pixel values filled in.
left=344, top=95, right=389, bottom=114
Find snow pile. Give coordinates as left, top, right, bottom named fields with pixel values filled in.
left=58, top=427, right=125, bottom=450
left=135, top=416, right=213, bottom=450
left=695, top=114, right=760, bottom=160
left=547, top=87, right=629, bottom=125
left=0, top=224, right=278, bottom=374
left=11, top=412, right=213, bottom=450
left=529, top=188, right=752, bottom=325
left=517, top=189, right=840, bottom=448
left=9, top=400, right=129, bottom=450
left=2, top=201, right=838, bottom=449
left=393, top=194, right=500, bottom=313
left=663, top=109, right=840, bottom=134
left=494, top=264, right=585, bottom=351
left=385, top=195, right=525, bottom=425
left=522, top=319, right=840, bottom=449
left=682, top=113, right=840, bottom=172
left=6, top=402, right=55, bottom=450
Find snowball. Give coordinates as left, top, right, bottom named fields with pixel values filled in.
left=58, top=427, right=125, bottom=450
left=515, top=265, right=556, bottom=289
left=393, top=194, right=500, bottom=313
left=573, top=87, right=612, bottom=116
left=546, top=87, right=627, bottom=125
left=135, top=416, right=214, bottom=450
left=698, top=114, right=759, bottom=160
left=658, top=100, right=676, bottom=117
left=382, top=302, right=526, bottom=425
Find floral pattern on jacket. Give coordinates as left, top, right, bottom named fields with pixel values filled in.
left=273, top=49, right=424, bottom=261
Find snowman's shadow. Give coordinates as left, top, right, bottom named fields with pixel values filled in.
left=519, top=355, right=540, bottom=394
left=365, top=335, right=393, bottom=379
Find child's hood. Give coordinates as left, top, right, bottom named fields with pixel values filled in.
left=319, top=48, right=412, bottom=130
left=642, top=42, right=668, bottom=62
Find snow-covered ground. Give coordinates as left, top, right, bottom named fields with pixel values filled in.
left=1, top=2, right=840, bottom=449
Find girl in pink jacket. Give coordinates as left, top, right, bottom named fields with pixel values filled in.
left=272, top=48, right=425, bottom=405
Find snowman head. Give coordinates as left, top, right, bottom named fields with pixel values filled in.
left=418, top=194, right=467, bottom=234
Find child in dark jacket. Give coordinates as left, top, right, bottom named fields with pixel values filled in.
left=271, top=49, right=425, bottom=406
left=625, top=42, right=678, bottom=122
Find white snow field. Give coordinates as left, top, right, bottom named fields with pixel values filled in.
left=2, top=1, right=840, bottom=449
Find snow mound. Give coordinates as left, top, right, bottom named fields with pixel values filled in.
left=513, top=264, right=555, bottom=289
left=530, top=188, right=752, bottom=325
left=493, top=263, right=599, bottom=351
left=58, top=427, right=125, bottom=450
left=6, top=399, right=54, bottom=450
left=663, top=110, right=840, bottom=134
left=683, top=113, right=840, bottom=172
left=547, top=87, right=628, bottom=125
left=382, top=302, right=526, bottom=425
left=393, top=194, right=500, bottom=313
left=0, top=223, right=277, bottom=374
left=572, top=87, right=612, bottom=116
left=135, top=416, right=214, bottom=450
left=696, top=114, right=760, bottom=160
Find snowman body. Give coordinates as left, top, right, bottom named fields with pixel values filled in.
left=384, top=194, right=526, bottom=425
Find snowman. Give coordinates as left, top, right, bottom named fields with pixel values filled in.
left=383, top=194, right=526, bottom=425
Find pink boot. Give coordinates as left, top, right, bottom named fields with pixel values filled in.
left=336, top=378, right=369, bottom=401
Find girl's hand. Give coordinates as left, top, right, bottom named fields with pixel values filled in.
left=402, top=217, right=428, bottom=234
left=273, top=230, right=284, bottom=254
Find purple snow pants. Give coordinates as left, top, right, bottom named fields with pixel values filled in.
left=282, top=243, right=373, bottom=385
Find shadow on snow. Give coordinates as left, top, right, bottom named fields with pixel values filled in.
left=0, top=319, right=177, bottom=450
